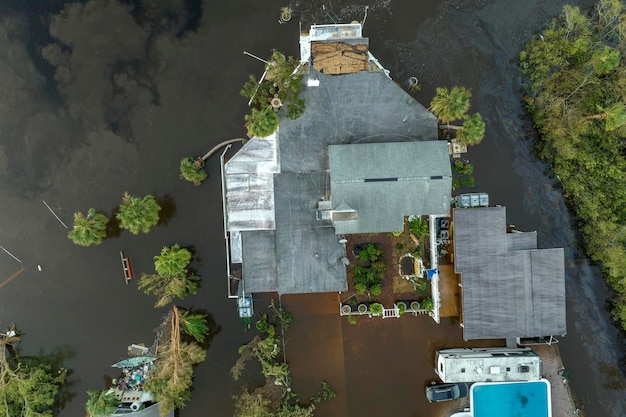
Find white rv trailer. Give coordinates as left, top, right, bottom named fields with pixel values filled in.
left=435, top=347, right=542, bottom=383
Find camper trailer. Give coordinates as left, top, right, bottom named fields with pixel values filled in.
left=435, top=347, right=542, bottom=383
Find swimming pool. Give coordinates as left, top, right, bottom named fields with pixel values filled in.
left=470, top=379, right=551, bottom=417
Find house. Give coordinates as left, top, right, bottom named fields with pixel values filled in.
left=453, top=206, right=566, bottom=340
left=222, top=23, right=452, bottom=299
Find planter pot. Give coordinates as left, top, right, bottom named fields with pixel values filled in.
left=357, top=304, right=368, bottom=314
left=410, top=301, right=420, bottom=311
left=341, top=304, right=352, bottom=314
left=396, top=302, right=407, bottom=314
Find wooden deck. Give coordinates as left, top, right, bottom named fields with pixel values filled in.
left=438, top=264, right=461, bottom=318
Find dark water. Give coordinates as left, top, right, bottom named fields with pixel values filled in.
left=0, top=1, right=624, bottom=417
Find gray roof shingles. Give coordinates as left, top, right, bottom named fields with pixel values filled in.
left=226, top=53, right=450, bottom=294
left=453, top=207, right=566, bottom=340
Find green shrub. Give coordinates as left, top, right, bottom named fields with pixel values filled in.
left=370, top=303, right=384, bottom=315
left=391, top=231, right=403, bottom=237
left=353, top=265, right=367, bottom=285
left=396, top=242, right=404, bottom=250
left=396, top=301, right=407, bottom=315
left=347, top=315, right=357, bottom=325
left=416, top=279, right=429, bottom=295
left=245, top=106, right=279, bottom=138
left=255, top=313, right=269, bottom=333
left=355, top=282, right=367, bottom=295
left=409, top=217, right=428, bottom=237
left=421, top=297, right=434, bottom=312
left=370, top=284, right=382, bottom=296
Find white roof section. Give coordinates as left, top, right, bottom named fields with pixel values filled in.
left=435, top=348, right=542, bottom=383
left=224, top=132, right=279, bottom=231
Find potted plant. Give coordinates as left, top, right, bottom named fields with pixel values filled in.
left=410, top=301, right=420, bottom=311
left=357, top=303, right=368, bottom=314
left=421, top=297, right=434, bottom=312
left=396, top=301, right=407, bottom=315
left=341, top=304, right=352, bottom=314
left=370, top=303, right=384, bottom=316
left=280, top=6, right=292, bottom=22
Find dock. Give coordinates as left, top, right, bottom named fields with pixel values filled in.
left=120, top=251, right=134, bottom=284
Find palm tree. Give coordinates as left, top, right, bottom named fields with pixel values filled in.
left=154, top=244, right=191, bottom=276
left=116, top=192, right=161, bottom=235
left=429, top=86, right=472, bottom=125
left=138, top=245, right=199, bottom=307
left=179, top=138, right=245, bottom=186
left=179, top=157, right=208, bottom=186
left=86, top=389, right=118, bottom=417
left=143, top=306, right=207, bottom=415
left=245, top=106, right=279, bottom=138
left=455, top=113, right=486, bottom=145
left=583, top=102, right=626, bottom=131
left=67, top=208, right=109, bottom=246
left=179, top=309, right=209, bottom=343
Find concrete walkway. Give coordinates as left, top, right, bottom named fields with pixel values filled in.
left=533, top=344, right=580, bottom=417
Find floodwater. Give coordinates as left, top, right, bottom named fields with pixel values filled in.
left=0, top=1, right=623, bottom=417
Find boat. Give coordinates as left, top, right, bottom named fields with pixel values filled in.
left=92, top=344, right=173, bottom=417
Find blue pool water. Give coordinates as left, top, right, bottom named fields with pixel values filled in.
left=470, top=380, right=551, bottom=417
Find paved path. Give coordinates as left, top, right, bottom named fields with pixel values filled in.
left=534, top=344, right=580, bottom=417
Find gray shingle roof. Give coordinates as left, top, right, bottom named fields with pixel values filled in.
left=329, top=141, right=452, bottom=234
left=453, top=207, right=566, bottom=340
left=273, top=173, right=347, bottom=294
left=225, top=39, right=446, bottom=295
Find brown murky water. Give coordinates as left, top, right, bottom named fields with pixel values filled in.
left=0, top=1, right=623, bottom=417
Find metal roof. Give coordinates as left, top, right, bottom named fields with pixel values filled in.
left=224, top=133, right=279, bottom=231
left=453, top=207, right=566, bottom=340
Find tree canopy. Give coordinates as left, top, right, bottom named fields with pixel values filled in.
left=67, top=208, right=109, bottom=246
left=231, top=306, right=334, bottom=417
left=116, top=192, right=161, bottom=235
left=0, top=329, right=68, bottom=417
left=139, top=244, right=199, bottom=307
left=85, top=389, right=117, bottom=417
left=245, top=106, right=280, bottom=138
left=520, top=0, right=626, bottom=330
left=179, top=157, right=208, bottom=186
left=143, top=306, right=208, bottom=416
left=429, top=86, right=472, bottom=124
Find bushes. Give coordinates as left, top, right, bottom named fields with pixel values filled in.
left=370, top=303, right=384, bottom=316
left=353, top=243, right=386, bottom=296
left=409, top=217, right=428, bottom=238
left=421, top=297, right=434, bottom=312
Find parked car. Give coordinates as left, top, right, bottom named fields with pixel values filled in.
left=425, top=382, right=468, bottom=403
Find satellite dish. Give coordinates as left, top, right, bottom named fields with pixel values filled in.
left=341, top=257, right=349, bottom=265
